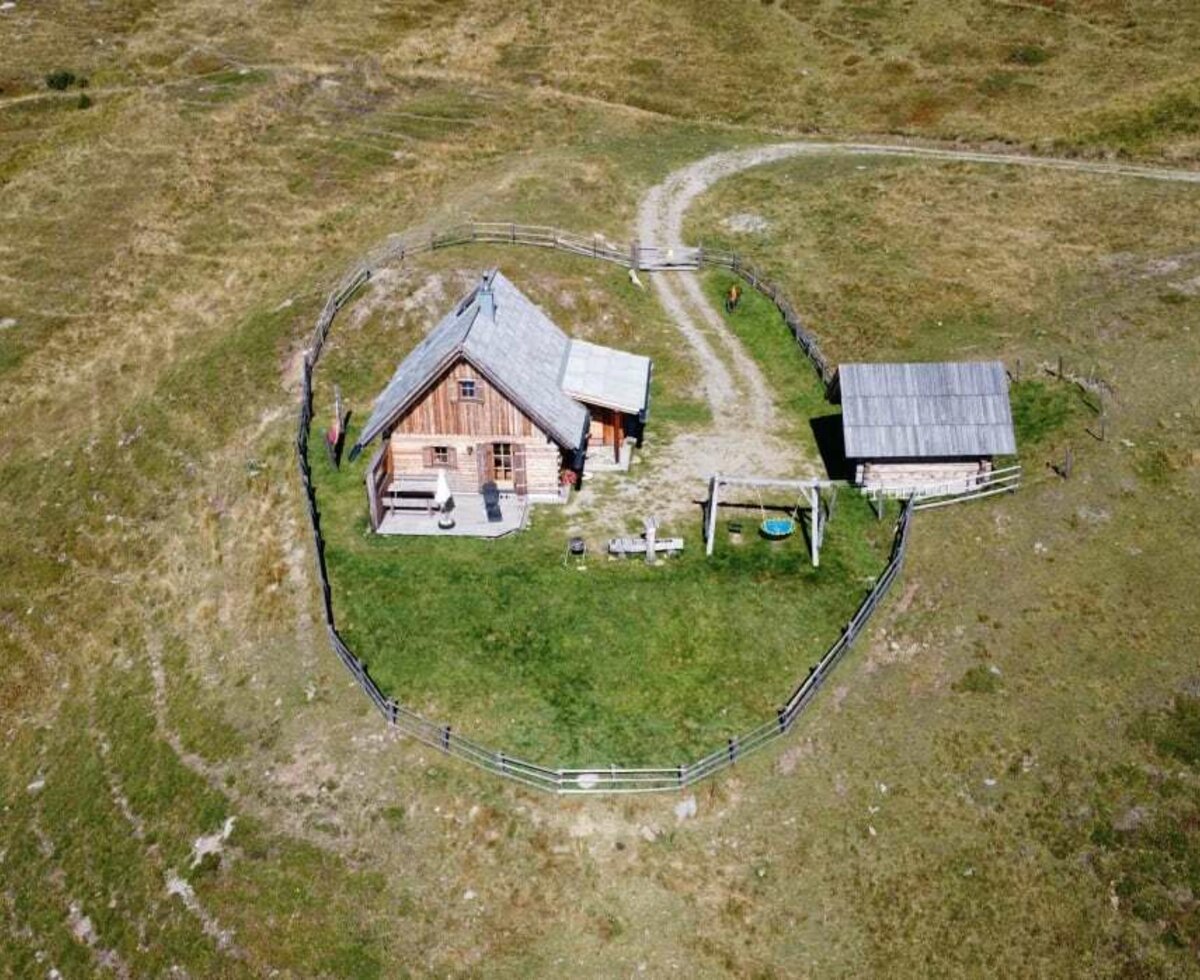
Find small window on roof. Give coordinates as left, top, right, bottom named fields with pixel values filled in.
left=457, top=378, right=479, bottom=400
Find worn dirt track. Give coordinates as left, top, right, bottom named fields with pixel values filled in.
left=637, top=141, right=1200, bottom=418
left=607, top=141, right=1200, bottom=529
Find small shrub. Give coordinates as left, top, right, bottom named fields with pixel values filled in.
left=1009, top=44, right=1049, bottom=66
left=45, top=70, right=76, bottom=91
left=192, top=851, right=222, bottom=878
left=1010, top=379, right=1075, bottom=446
left=379, top=805, right=405, bottom=828
left=1088, top=91, right=1200, bottom=149
left=954, top=664, right=1001, bottom=694
left=979, top=72, right=1024, bottom=97
left=76, top=93, right=92, bottom=110
left=1134, top=446, right=1175, bottom=486
left=1139, top=695, right=1200, bottom=767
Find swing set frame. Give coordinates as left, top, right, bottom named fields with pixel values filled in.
left=703, top=473, right=841, bottom=566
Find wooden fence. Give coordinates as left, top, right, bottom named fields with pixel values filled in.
left=294, top=222, right=909, bottom=793
left=341, top=222, right=830, bottom=384
left=698, top=247, right=835, bottom=385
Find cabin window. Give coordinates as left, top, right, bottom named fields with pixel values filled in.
left=423, top=445, right=456, bottom=468
left=457, top=378, right=479, bottom=400
left=491, top=442, right=513, bottom=481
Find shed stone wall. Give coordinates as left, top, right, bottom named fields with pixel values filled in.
left=856, top=459, right=990, bottom=493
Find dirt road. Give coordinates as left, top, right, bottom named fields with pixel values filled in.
left=566, top=140, right=1200, bottom=533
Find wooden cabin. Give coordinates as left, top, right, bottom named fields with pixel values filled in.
left=351, top=270, right=652, bottom=532
left=833, top=361, right=1017, bottom=494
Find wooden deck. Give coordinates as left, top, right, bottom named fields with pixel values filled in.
left=377, top=493, right=529, bottom=538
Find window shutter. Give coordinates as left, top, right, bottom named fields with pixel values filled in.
left=476, top=443, right=488, bottom=488
left=448, top=447, right=458, bottom=469
left=513, top=445, right=528, bottom=496
left=422, top=446, right=433, bottom=467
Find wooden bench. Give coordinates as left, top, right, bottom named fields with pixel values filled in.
left=384, top=479, right=437, bottom=514
left=607, top=537, right=684, bottom=557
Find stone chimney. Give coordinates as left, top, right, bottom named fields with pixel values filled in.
left=478, top=271, right=496, bottom=320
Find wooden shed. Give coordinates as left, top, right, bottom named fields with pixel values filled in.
left=350, top=270, right=652, bottom=531
left=833, top=361, right=1017, bottom=493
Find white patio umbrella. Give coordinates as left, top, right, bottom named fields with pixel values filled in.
left=434, top=468, right=453, bottom=511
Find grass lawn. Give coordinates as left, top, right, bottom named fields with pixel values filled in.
left=310, top=247, right=895, bottom=765
left=317, top=456, right=894, bottom=765
left=4, top=1, right=1200, bottom=973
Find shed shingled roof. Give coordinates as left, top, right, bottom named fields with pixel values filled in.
left=838, top=361, right=1017, bottom=459
left=355, top=271, right=646, bottom=452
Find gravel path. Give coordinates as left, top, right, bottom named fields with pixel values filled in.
left=579, top=140, right=1200, bottom=534
left=635, top=141, right=1200, bottom=424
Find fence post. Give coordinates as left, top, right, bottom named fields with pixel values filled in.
left=387, top=700, right=398, bottom=726
left=630, top=240, right=640, bottom=271
left=441, top=725, right=451, bottom=752
left=727, top=737, right=738, bottom=765
left=777, top=705, right=788, bottom=733
left=677, top=764, right=685, bottom=788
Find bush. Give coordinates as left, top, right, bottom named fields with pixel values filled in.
left=1010, top=379, right=1076, bottom=446
left=1142, top=695, right=1200, bottom=767
left=953, top=664, right=1001, bottom=694
left=76, top=93, right=92, bottom=110
left=1009, top=44, right=1049, bottom=66
left=45, top=70, right=77, bottom=91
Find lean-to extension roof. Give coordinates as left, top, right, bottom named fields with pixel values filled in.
left=354, top=270, right=593, bottom=451
left=560, top=340, right=652, bottom=415
left=838, top=361, right=1017, bottom=459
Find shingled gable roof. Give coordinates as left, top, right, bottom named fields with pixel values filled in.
left=353, top=270, right=590, bottom=452
left=837, top=360, right=1017, bottom=459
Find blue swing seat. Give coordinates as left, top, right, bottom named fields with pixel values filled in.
left=760, top=517, right=796, bottom=539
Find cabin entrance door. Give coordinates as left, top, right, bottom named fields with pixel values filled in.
left=588, top=407, right=623, bottom=462
left=478, top=442, right=517, bottom=492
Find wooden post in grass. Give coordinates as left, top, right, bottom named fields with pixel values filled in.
left=1062, top=446, right=1074, bottom=480
left=809, top=485, right=820, bottom=568
left=1057, top=354, right=1065, bottom=380
left=644, top=516, right=658, bottom=566
left=630, top=240, right=640, bottom=271
left=705, top=475, right=720, bottom=557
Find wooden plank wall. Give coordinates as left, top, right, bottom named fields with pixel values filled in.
left=393, top=360, right=538, bottom=439
left=389, top=435, right=562, bottom=497
left=387, top=357, right=567, bottom=497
